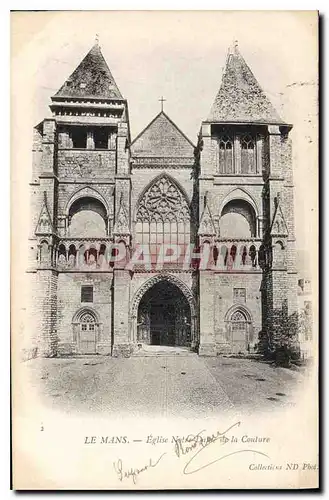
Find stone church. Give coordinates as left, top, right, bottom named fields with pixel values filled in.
left=28, top=40, right=298, bottom=357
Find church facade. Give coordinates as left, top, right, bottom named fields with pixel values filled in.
left=28, top=41, right=298, bottom=358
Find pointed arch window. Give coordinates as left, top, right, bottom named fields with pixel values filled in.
left=218, top=135, right=234, bottom=174
left=241, top=134, right=256, bottom=174
left=135, top=176, right=190, bottom=254
left=230, top=309, right=249, bottom=353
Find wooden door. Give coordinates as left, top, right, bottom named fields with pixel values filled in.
left=79, top=313, right=97, bottom=354
left=231, top=311, right=248, bottom=354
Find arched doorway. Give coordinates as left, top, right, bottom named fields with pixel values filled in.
left=79, top=312, right=97, bottom=354
left=73, top=309, right=100, bottom=354
left=231, top=310, right=248, bottom=353
left=137, top=281, right=192, bottom=347
left=225, top=306, right=253, bottom=354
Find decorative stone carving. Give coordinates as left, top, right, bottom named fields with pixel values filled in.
left=198, top=200, right=216, bottom=236
left=136, top=174, right=190, bottom=223
left=35, top=192, right=53, bottom=235
left=113, top=193, right=130, bottom=235
left=270, top=194, right=288, bottom=236
left=57, top=151, right=115, bottom=179
left=39, top=240, right=50, bottom=265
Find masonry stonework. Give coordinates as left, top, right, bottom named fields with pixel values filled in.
left=27, top=41, right=299, bottom=359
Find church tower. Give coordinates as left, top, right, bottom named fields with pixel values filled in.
left=28, top=40, right=130, bottom=356
left=197, top=42, right=297, bottom=355
left=27, top=39, right=297, bottom=359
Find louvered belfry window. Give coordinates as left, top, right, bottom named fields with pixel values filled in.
left=218, top=133, right=257, bottom=175
left=240, top=134, right=256, bottom=174
left=218, top=135, right=234, bottom=174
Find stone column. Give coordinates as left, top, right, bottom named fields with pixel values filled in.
left=87, top=130, right=94, bottom=149
left=198, top=272, right=217, bottom=356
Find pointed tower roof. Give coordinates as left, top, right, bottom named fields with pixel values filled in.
left=54, top=42, right=123, bottom=100
left=131, top=111, right=195, bottom=157
left=207, top=42, right=284, bottom=125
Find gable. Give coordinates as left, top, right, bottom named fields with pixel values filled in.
left=270, top=199, right=288, bottom=237
left=131, top=112, right=195, bottom=157
left=198, top=203, right=216, bottom=236
left=35, top=192, right=53, bottom=235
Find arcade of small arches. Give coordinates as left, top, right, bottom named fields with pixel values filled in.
left=56, top=241, right=115, bottom=269
left=50, top=239, right=268, bottom=271
left=212, top=242, right=265, bottom=270
left=37, top=236, right=273, bottom=274
left=38, top=181, right=276, bottom=273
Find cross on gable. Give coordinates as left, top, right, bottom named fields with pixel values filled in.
left=159, top=96, right=166, bottom=112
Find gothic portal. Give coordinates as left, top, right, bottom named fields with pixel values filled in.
left=137, top=281, right=191, bottom=347
left=27, top=40, right=298, bottom=357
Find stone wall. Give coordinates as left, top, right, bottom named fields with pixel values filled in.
left=56, top=272, right=113, bottom=355
left=57, top=149, right=116, bottom=180
left=29, top=269, right=59, bottom=357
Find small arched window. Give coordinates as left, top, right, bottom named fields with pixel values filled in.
left=273, top=240, right=285, bottom=267
left=68, top=244, right=77, bottom=268
left=249, top=245, right=257, bottom=267
left=57, top=244, right=67, bottom=267
left=230, top=245, right=237, bottom=262
left=218, top=135, right=234, bottom=174
left=241, top=245, right=248, bottom=266
left=40, top=240, right=49, bottom=264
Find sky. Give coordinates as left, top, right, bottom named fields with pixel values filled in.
left=11, top=10, right=318, bottom=274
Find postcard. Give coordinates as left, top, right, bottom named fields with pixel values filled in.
left=11, top=10, right=319, bottom=490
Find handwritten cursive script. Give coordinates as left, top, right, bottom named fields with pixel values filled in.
left=173, top=422, right=270, bottom=475
left=113, top=453, right=166, bottom=484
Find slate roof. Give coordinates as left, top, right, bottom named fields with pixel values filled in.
left=54, top=43, right=123, bottom=100
left=207, top=45, right=284, bottom=124
left=131, top=112, right=195, bottom=157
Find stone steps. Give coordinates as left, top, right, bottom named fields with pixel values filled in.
left=132, top=346, right=196, bottom=357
